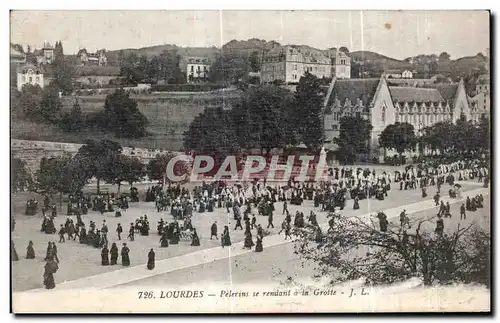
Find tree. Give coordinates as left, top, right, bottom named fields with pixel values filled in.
left=439, top=52, right=451, bottom=62
left=209, top=53, right=251, bottom=85
left=294, top=212, right=490, bottom=287
left=234, top=85, right=297, bottom=154
left=35, top=156, right=66, bottom=195
left=249, top=51, right=260, bottom=72
left=184, top=107, right=240, bottom=154
left=102, top=89, right=149, bottom=138
left=339, top=46, right=350, bottom=54
left=11, top=84, right=43, bottom=120
left=58, top=156, right=90, bottom=196
left=333, top=116, right=373, bottom=164
left=58, top=100, right=84, bottom=132
left=453, top=112, right=475, bottom=154
left=147, top=153, right=190, bottom=184
left=114, top=155, right=146, bottom=191
left=119, top=52, right=142, bottom=85
left=75, top=139, right=122, bottom=193
left=293, top=72, right=324, bottom=149
left=420, top=121, right=455, bottom=155
left=50, top=43, right=75, bottom=95
left=11, top=156, right=32, bottom=192
left=379, top=122, right=417, bottom=155
left=38, top=86, right=63, bottom=124
left=158, top=50, right=184, bottom=84
left=475, top=116, right=490, bottom=153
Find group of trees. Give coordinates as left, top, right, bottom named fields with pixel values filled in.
left=12, top=84, right=149, bottom=139
left=12, top=139, right=188, bottom=196
left=376, top=114, right=490, bottom=159
left=420, top=114, right=490, bottom=156
left=332, top=113, right=490, bottom=165
left=294, top=211, right=490, bottom=288
left=334, top=116, right=373, bottom=164
left=183, top=72, right=324, bottom=154
left=117, top=50, right=185, bottom=85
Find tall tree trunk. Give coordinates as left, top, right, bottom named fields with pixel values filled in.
left=117, top=182, right=121, bottom=194
left=96, top=178, right=100, bottom=194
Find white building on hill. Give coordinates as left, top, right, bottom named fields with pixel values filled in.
left=16, top=63, right=45, bottom=91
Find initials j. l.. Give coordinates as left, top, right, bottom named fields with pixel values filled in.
left=349, top=288, right=369, bottom=297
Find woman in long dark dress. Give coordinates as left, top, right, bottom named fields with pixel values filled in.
left=221, top=226, right=232, bottom=247
left=377, top=212, right=388, bottom=232
left=170, top=228, right=180, bottom=245
left=422, top=186, right=427, bottom=198
left=159, top=232, right=169, bottom=247
left=147, top=249, right=155, bottom=270
left=44, top=242, right=52, bottom=261
left=110, top=243, right=119, bottom=265
left=101, top=245, right=110, bottom=266
left=353, top=196, right=360, bottom=210
left=243, top=231, right=255, bottom=249
left=191, top=229, right=201, bottom=246
left=121, top=243, right=130, bottom=266
left=255, top=235, right=263, bottom=252
left=26, top=241, right=35, bottom=259
left=43, top=259, right=58, bottom=289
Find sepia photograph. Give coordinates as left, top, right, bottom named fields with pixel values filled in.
left=9, top=9, right=491, bottom=313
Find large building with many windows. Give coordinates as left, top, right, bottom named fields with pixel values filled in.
left=261, top=46, right=350, bottom=84
left=323, top=74, right=472, bottom=160
left=186, top=57, right=211, bottom=83
left=469, top=74, right=490, bottom=123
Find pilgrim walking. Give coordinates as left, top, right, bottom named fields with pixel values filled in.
left=121, top=243, right=130, bottom=266
left=147, top=249, right=155, bottom=270
left=101, top=244, right=110, bottom=266
left=110, top=242, right=119, bottom=265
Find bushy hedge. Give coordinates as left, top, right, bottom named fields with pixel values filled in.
left=151, top=83, right=226, bottom=92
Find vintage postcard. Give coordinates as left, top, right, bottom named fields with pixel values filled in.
left=10, top=10, right=491, bottom=313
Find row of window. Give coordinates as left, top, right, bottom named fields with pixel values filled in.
left=332, top=111, right=362, bottom=121
left=396, top=113, right=452, bottom=124
left=189, top=66, right=209, bottom=72
left=22, top=76, right=40, bottom=83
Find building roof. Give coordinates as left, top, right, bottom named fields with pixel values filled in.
left=328, top=78, right=380, bottom=106
left=16, top=63, right=42, bottom=74
left=266, top=45, right=332, bottom=64
left=187, top=57, right=211, bottom=64
left=426, top=84, right=459, bottom=103
left=77, top=48, right=88, bottom=56
left=389, top=86, right=444, bottom=103
left=10, top=46, right=25, bottom=58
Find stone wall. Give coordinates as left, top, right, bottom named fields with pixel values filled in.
left=11, top=139, right=175, bottom=173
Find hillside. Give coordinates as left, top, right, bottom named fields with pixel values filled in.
left=11, top=91, right=243, bottom=151
left=349, top=51, right=412, bottom=69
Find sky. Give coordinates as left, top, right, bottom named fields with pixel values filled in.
left=10, top=10, right=490, bottom=60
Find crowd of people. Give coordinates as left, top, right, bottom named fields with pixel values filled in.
left=12, top=156, right=489, bottom=290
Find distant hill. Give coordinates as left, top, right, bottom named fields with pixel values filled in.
left=101, top=39, right=488, bottom=80
left=222, top=38, right=281, bottom=56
